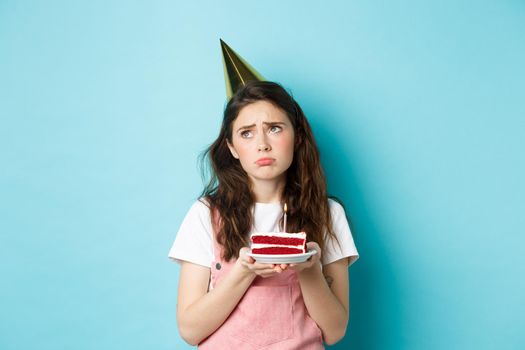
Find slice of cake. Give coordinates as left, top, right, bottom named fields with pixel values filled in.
left=250, top=232, right=307, bottom=254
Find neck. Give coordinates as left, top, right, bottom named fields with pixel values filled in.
left=249, top=175, right=286, bottom=203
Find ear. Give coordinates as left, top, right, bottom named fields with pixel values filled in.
left=227, top=140, right=239, bottom=159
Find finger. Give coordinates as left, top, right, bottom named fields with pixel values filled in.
left=244, top=262, right=277, bottom=273
left=240, top=256, right=255, bottom=265
left=287, top=264, right=298, bottom=271
left=241, top=261, right=253, bottom=268
left=239, top=247, right=254, bottom=262
left=306, top=242, right=320, bottom=252
left=252, top=262, right=276, bottom=270
left=288, top=261, right=311, bottom=270
left=258, top=270, right=279, bottom=277
left=306, top=242, right=321, bottom=260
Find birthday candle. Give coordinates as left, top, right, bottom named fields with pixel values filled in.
left=283, top=203, right=288, bottom=232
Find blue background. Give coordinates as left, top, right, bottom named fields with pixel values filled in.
left=1, top=1, right=524, bottom=349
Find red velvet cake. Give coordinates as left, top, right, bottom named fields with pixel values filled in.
left=250, top=232, right=307, bottom=254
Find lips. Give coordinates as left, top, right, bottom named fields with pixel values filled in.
left=256, top=158, right=275, bottom=166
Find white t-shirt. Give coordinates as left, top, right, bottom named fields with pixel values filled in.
left=168, top=198, right=359, bottom=267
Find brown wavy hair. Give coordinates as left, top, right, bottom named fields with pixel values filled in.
left=200, top=81, right=338, bottom=261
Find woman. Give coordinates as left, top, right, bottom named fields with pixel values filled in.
left=168, top=81, right=359, bottom=349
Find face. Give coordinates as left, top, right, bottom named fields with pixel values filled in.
left=227, top=100, right=295, bottom=184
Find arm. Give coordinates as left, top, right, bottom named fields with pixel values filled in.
left=176, top=260, right=254, bottom=345
left=291, top=242, right=350, bottom=345
left=176, top=249, right=284, bottom=345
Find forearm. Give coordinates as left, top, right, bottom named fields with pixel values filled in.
left=298, top=264, right=348, bottom=344
left=178, top=263, right=256, bottom=345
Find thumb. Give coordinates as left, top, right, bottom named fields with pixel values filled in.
left=239, top=247, right=253, bottom=262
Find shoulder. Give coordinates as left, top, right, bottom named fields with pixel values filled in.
left=194, top=197, right=211, bottom=211
left=168, top=198, right=215, bottom=267
left=186, top=198, right=212, bottom=218
left=328, top=198, right=346, bottom=219
left=323, top=197, right=359, bottom=266
left=326, top=197, right=349, bottom=231
left=177, top=198, right=214, bottom=235
left=327, top=197, right=353, bottom=233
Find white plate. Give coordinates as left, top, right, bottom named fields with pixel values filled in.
left=247, top=249, right=317, bottom=264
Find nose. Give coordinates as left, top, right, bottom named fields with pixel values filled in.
left=257, top=132, right=271, bottom=152
left=258, top=142, right=271, bottom=152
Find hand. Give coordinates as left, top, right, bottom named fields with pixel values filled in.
left=236, top=247, right=287, bottom=278
left=287, top=242, right=321, bottom=273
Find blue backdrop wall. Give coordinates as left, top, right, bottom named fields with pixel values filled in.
left=1, top=1, right=524, bottom=349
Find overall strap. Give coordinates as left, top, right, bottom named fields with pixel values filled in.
left=210, top=207, right=223, bottom=262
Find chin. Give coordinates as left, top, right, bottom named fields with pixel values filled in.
left=251, top=170, right=287, bottom=181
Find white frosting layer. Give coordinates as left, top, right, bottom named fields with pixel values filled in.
left=250, top=232, right=306, bottom=239
left=251, top=243, right=305, bottom=250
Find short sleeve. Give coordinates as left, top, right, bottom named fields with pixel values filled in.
left=168, top=200, right=214, bottom=268
left=322, top=199, right=359, bottom=267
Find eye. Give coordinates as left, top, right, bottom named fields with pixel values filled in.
left=240, top=130, right=253, bottom=138
left=269, top=125, right=282, bottom=133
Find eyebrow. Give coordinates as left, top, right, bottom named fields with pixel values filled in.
left=236, top=122, right=286, bottom=133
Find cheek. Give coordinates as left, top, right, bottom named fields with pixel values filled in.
left=233, top=142, right=253, bottom=160
left=274, top=136, right=295, bottom=156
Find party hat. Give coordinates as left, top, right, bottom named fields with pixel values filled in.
left=220, top=39, right=265, bottom=99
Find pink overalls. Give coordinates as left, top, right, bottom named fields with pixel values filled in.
left=198, top=228, right=324, bottom=349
